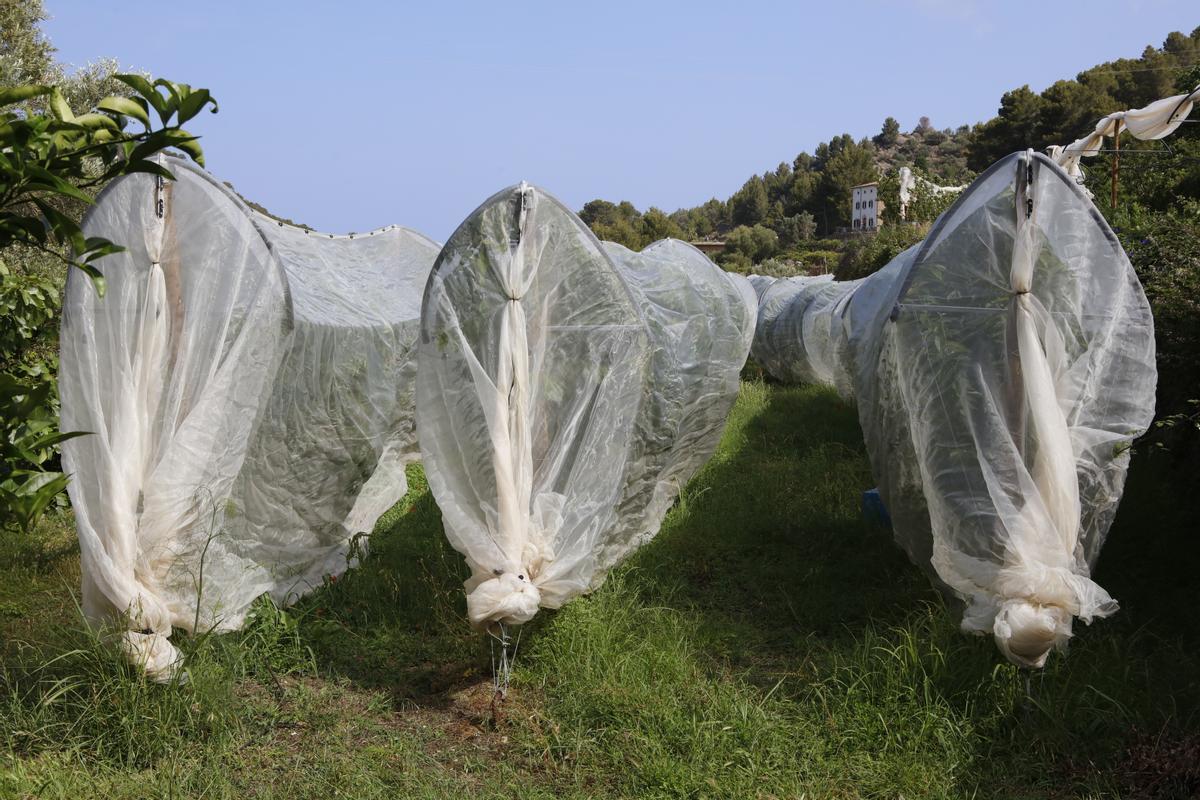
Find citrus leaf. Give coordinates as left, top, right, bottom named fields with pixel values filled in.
left=114, top=74, right=167, bottom=117
left=0, top=85, right=51, bottom=107
left=169, top=130, right=204, bottom=166
left=97, top=96, right=150, bottom=129
left=47, top=88, right=75, bottom=122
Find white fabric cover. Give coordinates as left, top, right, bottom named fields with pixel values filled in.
left=1052, top=86, right=1200, bottom=179
left=417, top=185, right=754, bottom=629
left=746, top=274, right=778, bottom=302
left=60, top=156, right=439, bottom=679
left=749, top=274, right=836, bottom=387
left=752, top=152, right=1156, bottom=667
left=898, top=166, right=966, bottom=208
left=725, top=271, right=760, bottom=328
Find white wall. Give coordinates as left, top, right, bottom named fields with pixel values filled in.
left=851, top=184, right=879, bottom=231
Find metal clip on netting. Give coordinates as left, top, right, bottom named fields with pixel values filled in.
left=154, top=174, right=166, bottom=219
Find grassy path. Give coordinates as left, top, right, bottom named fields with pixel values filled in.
left=1, top=381, right=1196, bottom=798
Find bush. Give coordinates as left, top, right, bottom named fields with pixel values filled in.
left=717, top=252, right=752, bottom=273
left=1111, top=202, right=1200, bottom=453
left=725, top=224, right=780, bottom=263
left=835, top=224, right=927, bottom=281
left=753, top=258, right=806, bottom=278
left=793, top=237, right=842, bottom=252
left=801, top=250, right=841, bottom=273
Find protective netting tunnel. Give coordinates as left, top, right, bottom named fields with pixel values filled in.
left=60, top=155, right=440, bottom=678
left=751, top=152, right=1156, bottom=667
left=417, top=184, right=754, bottom=630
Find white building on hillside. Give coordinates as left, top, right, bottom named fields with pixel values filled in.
left=851, top=183, right=881, bottom=232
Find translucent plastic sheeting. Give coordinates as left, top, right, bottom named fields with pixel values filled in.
left=749, top=273, right=836, bottom=386
left=752, top=152, right=1156, bottom=667
left=725, top=272, right=760, bottom=328
left=417, top=184, right=754, bottom=630
left=746, top=274, right=777, bottom=302
left=60, top=155, right=439, bottom=679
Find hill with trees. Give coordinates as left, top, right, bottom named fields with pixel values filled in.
left=579, top=27, right=1200, bottom=278
left=578, top=27, right=1200, bottom=455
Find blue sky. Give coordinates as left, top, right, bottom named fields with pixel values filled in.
left=46, top=1, right=1198, bottom=241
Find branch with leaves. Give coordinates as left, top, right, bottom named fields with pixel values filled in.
left=0, top=75, right=216, bottom=291
left=0, top=75, right=217, bottom=533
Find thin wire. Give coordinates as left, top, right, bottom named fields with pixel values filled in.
left=1077, top=60, right=1200, bottom=77
left=487, top=621, right=521, bottom=699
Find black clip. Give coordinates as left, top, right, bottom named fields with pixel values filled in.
left=154, top=174, right=166, bottom=219
left=1024, top=155, right=1034, bottom=218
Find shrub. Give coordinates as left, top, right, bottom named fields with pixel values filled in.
left=754, top=258, right=806, bottom=278
left=801, top=250, right=842, bottom=273
left=835, top=224, right=927, bottom=281
left=1112, top=202, right=1200, bottom=454
left=717, top=251, right=752, bottom=273
left=725, top=224, right=780, bottom=263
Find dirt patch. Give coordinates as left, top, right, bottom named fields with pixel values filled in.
left=1115, top=728, right=1200, bottom=799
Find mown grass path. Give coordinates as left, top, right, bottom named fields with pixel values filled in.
left=1, top=381, right=1197, bottom=798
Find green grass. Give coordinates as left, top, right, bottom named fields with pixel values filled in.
left=0, top=380, right=1197, bottom=798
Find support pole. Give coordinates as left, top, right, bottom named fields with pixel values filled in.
left=1111, top=119, right=1121, bottom=209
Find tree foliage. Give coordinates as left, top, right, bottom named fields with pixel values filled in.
left=0, top=5, right=218, bottom=532
left=876, top=117, right=900, bottom=147
left=968, top=27, right=1200, bottom=169
left=777, top=211, right=816, bottom=248
left=877, top=167, right=960, bottom=227
left=724, top=224, right=779, bottom=264
left=818, top=136, right=879, bottom=229
left=0, top=0, right=53, bottom=88
left=578, top=198, right=685, bottom=250
left=730, top=176, right=768, bottom=227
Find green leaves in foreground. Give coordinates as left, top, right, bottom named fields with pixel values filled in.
left=0, top=374, right=85, bottom=532
left=0, top=75, right=218, bottom=534
left=0, top=73, right=218, bottom=290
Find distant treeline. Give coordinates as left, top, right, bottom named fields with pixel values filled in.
left=579, top=27, right=1200, bottom=271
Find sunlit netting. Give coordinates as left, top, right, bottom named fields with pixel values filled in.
left=751, top=151, right=1157, bottom=668
left=725, top=271, right=760, bottom=326
left=60, top=155, right=440, bottom=679
left=416, top=184, right=755, bottom=630
left=746, top=274, right=780, bottom=302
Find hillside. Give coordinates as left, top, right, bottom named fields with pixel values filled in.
left=578, top=26, right=1200, bottom=272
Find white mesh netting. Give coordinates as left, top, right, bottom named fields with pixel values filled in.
left=416, top=184, right=754, bottom=630
left=59, top=156, right=440, bottom=678
left=751, top=152, right=1157, bottom=667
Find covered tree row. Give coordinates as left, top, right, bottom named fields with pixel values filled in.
left=750, top=152, right=1157, bottom=668
left=417, top=184, right=754, bottom=630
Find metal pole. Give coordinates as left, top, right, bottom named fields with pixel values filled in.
left=1111, top=119, right=1121, bottom=209
left=1008, top=155, right=1031, bottom=458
